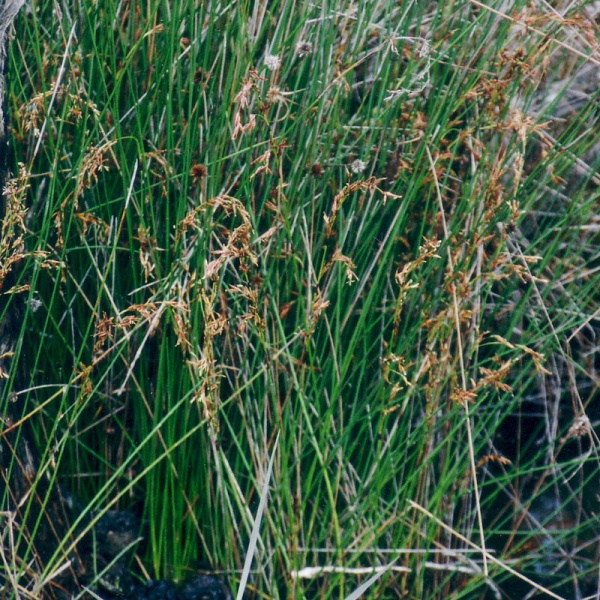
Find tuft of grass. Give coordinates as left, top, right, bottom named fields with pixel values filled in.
left=2, top=0, right=599, bottom=598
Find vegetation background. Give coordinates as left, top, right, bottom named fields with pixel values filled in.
left=1, top=0, right=599, bottom=598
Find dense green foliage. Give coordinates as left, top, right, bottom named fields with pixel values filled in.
left=2, top=0, right=599, bottom=598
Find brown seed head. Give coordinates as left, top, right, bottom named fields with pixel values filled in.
left=191, top=164, right=208, bottom=179
left=310, top=163, right=324, bottom=177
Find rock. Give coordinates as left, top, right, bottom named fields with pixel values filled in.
left=97, top=574, right=233, bottom=600
left=178, top=574, right=234, bottom=600
left=94, top=509, right=140, bottom=557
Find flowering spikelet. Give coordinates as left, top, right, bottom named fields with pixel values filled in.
left=295, top=40, right=313, bottom=57
left=264, top=54, right=281, bottom=71
left=350, top=159, right=366, bottom=174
